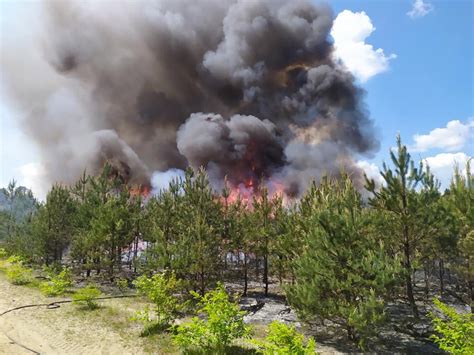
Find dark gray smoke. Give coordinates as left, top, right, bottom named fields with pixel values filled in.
left=1, top=0, right=378, bottom=196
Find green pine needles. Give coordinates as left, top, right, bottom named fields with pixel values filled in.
left=286, top=175, right=401, bottom=347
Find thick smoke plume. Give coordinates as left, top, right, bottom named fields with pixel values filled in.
left=1, top=0, right=378, bottom=196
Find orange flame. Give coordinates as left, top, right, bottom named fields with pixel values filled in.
left=130, top=185, right=151, bottom=199
left=223, top=177, right=290, bottom=207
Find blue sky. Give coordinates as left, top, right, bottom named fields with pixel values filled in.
left=0, top=0, right=472, bottom=199
left=330, top=0, right=473, bottom=160
left=330, top=0, right=473, bottom=187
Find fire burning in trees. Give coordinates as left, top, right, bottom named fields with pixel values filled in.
left=223, top=177, right=289, bottom=206
left=0, top=0, right=379, bottom=199
left=129, top=185, right=151, bottom=199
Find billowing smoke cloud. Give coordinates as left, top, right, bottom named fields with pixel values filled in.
left=177, top=113, right=283, bottom=185
left=151, top=168, right=185, bottom=194
left=1, top=0, right=378, bottom=196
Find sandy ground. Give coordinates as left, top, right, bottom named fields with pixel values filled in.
left=0, top=276, right=343, bottom=355
left=0, top=276, right=145, bottom=355
left=1, top=273, right=441, bottom=354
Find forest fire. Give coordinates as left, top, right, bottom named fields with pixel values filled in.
left=224, top=177, right=289, bottom=206
left=0, top=0, right=379, bottom=199
left=129, top=185, right=151, bottom=199
left=2, top=2, right=470, bottom=353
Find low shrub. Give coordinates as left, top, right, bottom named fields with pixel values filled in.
left=253, top=321, right=316, bottom=354
left=429, top=298, right=474, bottom=354
left=173, top=283, right=251, bottom=353
left=5, top=256, right=33, bottom=285
left=7, top=255, right=25, bottom=264
left=132, top=272, right=183, bottom=335
left=0, top=248, right=8, bottom=270
left=115, top=278, right=129, bottom=293
left=6, top=263, right=33, bottom=285
left=72, top=285, right=102, bottom=310
left=42, top=263, right=63, bottom=277
left=40, top=267, right=73, bottom=297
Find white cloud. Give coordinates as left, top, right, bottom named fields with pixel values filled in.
left=357, top=160, right=383, bottom=186
left=411, top=119, right=474, bottom=152
left=17, top=162, right=47, bottom=201
left=423, top=152, right=471, bottom=189
left=407, top=0, right=434, bottom=19
left=331, top=10, right=396, bottom=82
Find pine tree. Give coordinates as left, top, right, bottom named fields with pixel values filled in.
left=141, top=177, right=184, bottom=272
left=32, top=185, right=77, bottom=264
left=287, top=175, right=400, bottom=346
left=417, top=167, right=457, bottom=298
left=251, top=186, right=279, bottom=297
left=445, top=161, right=474, bottom=312
left=181, top=168, right=223, bottom=294
left=70, top=164, right=124, bottom=276
left=142, top=168, right=223, bottom=294
left=222, top=190, right=253, bottom=296
left=88, top=188, right=134, bottom=278
left=365, top=135, right=427, bottom=317
left=270, top=196, right=293, bottom=286
left=235, top=202, right=254, bottom=296
left=0, top=180, right=38, bottom=245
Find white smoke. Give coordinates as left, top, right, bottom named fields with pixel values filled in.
left=151, top=168, right=185, bottom=194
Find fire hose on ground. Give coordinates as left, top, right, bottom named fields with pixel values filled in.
left=0, top=295, right=138, bottom=355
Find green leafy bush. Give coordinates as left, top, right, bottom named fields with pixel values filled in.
left=132, top=272, right=183, bottom=335
left=72, top=285, right=101, bottom=310
left=5, top=256, right=33, bottom=285
left=0, top=248, right=8, bottom=270
left=42, top=263, right=63, bottom=277
left=429, top=298, right=474, bottom=354
left=7, top=255, right=25, bottom=264
left=253, top=321, right=316, bottom=355
left=115, top=278, right=129, bottom=292
left=40, top=268, right=73, bottom=296
left=173, top=283, right=251, bottom=353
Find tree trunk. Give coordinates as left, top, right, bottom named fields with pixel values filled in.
left=200, top=271, right=205, bottom=296
left=117, top=247, right=122, bottom=272
left=255, top=257, right=260, bottom=279
left=243, top=253, right=248, bottom=297
left=468, top=257, right=474, bottom=314
left=263, top=253, right=269, bottom=297
left=278, top=255, right=283, bottom=286
left=469, top=279, right=473, bottom=314
left=424, top=261, right=430, bottom=300
left=404, top=237, right=418, bottom=317
left=95, top=257, right=101, bottom=274
left=83, top=259, right=91, bottom=277
left=400, top=162, right=418, bottom=318
left=439, top=258, right=444, bottom=295
left=133, top=235, right=139, bottom=273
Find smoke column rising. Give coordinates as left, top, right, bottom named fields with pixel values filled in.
left=1, top=0, right=379, bottom=197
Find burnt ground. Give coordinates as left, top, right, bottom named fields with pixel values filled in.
left=226, top=270, right=471, bottom=354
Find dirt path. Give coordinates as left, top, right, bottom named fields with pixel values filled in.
left=0, top=276, right=145, bottom=355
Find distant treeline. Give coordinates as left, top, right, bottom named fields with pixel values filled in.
left=0, top=135, right=472, bottom=345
